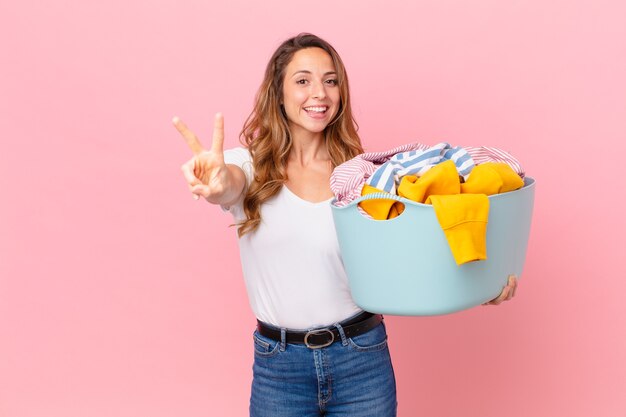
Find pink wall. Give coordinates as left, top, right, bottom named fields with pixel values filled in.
left=1, top=0, right=625, bottom=416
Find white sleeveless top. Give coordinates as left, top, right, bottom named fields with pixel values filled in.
left=222, top=147, right=362, bottom=329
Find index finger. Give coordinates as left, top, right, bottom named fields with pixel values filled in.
left=211, top=112, right=224, bottom=154
left=172, top=116, right=204, bottom=155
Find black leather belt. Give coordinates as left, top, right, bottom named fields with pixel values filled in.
left=256, top=311, right=383, bottom=349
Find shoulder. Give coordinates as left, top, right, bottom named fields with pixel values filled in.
left=224, top=147, right=254, bottom=186
left=224, top=146, right=252, bottom=165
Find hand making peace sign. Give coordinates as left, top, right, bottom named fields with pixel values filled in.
left=173, top=113, right=241, bottom=204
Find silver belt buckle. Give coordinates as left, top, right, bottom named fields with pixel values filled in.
left=304, top=328, right=335, bottom=349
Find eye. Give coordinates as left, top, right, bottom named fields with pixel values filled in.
left=296, top=79, right=308, bottom=85
left=326, top=79, right=338, bottom=85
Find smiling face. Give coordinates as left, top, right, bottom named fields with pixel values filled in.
left=281, top=47, right=341, bottom=140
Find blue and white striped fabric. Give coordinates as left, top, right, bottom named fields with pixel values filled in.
left=365, top=142, right=475, bottom=194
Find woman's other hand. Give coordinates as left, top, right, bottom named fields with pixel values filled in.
left=173, top=113, right=244, bottom=205
left=482, top=275, right=518, bottom=306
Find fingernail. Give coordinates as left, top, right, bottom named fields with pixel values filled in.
left=172, top=116, right=179, bottom=124
left=193, top=194, right=199, bottom=200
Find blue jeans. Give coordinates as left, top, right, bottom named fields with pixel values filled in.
left=250, top=318, right=397, bottom=416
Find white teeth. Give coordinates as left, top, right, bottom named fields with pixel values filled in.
left=304, top=106, right=327, bottom=113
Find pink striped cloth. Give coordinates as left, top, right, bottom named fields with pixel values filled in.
left=464, top=146, right=525, bottom=178
left=331, top=143, right=524, bottom=207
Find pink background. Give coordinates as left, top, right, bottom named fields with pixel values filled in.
left=1, top=0, right=625, bottom=416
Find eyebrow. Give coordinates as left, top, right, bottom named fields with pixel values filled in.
left=291, top=70, right=337, bottom=78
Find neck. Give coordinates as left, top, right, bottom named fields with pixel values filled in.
left=288, top=130, right=328, bottom=166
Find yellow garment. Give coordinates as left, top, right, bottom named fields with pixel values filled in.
left=461, top=162, right=524, bottom=195
left=425, top=194, right=489, bottom=265
left=397, top=160, right=461, bottom=203
left=360, top=184, right=405, bottom=220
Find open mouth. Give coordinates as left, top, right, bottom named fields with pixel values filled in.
left=303, top=106, right=328, bottom=117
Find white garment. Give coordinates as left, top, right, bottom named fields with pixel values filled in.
left=222, top=147, right=362, bottom=329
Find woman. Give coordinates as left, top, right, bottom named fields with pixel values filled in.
left=173, top=33, right=517, bottom=417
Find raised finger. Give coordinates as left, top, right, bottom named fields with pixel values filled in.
left=173, top=116, right=205, bottom=155
left=211, top=112, right=225, bottom=154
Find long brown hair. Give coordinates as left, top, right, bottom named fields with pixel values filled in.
left=237, top=33, right=363, bottom=237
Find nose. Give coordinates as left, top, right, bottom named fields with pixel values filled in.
left=311, top=80, right=327, bottom=100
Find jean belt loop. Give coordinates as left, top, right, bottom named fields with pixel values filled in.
left=334, top=322, right=349, bottom=346
left=279, top=328, right=286, bottom=352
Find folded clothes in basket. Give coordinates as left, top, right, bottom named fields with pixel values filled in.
left=330, top=142, right=524, bottom=208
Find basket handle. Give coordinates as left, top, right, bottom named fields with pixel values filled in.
left=344, top=192, right=408, bottom=205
